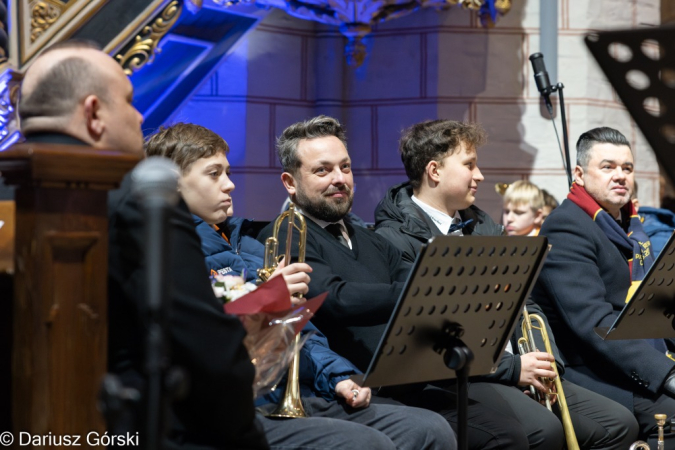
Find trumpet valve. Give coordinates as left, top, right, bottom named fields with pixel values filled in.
left=256, top=267, right=273, bottom=283
left=655, top=413, right=667, bottom=426
left=656, top=413, right=667, bottom=450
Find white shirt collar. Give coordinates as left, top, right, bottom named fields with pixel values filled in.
left=411, top=195, right=463, bottom=236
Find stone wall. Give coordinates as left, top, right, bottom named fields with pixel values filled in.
left=170, top=0, right=661, bottom=223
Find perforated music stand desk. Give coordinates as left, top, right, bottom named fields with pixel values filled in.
left=585, top=24, right=675, bottom=185
left=352, top=235, right=549, bottom=450
left=595, top=232, right=675, bottom=341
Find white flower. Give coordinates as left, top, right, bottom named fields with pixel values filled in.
left=223, top=275, right=246, bottom=290
left=212, top=285, right=225, bottom=298
left=211, top=273, right=258, bottom=303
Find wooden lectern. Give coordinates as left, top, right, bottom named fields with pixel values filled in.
left=0, top=143, right=139, bottom=443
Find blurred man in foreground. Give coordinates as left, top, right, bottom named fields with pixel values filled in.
left=19, top=40, right=267, bottom=449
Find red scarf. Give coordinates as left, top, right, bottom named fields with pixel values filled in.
left=567, top=183, right=653, bottom=282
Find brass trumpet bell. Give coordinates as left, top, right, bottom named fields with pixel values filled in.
left=518, top=307, right=579, bottom=450
left=258, top=202, right=308, bottom=419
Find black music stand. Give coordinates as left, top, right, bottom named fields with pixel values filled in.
left=595, top=232, right=675, bottom=340
left=351, top=235, right=549, bottom=450
left=585, top=24, right=675, bottom=185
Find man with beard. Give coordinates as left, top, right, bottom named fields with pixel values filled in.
left=259, top=115, right=530, bottom=450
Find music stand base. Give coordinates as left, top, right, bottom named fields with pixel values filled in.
left=444, top=339, right=474, bottom=450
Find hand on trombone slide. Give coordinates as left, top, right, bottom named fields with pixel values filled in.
left=518, top=351, right=558, bottom=406
left=269, top=256, right=313, bottom=304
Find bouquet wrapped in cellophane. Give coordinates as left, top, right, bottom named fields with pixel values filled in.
left=212, top=274, right=326, bottom=398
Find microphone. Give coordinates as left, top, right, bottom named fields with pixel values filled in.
left=131, top=156, right=180, bottom=209
left=529, top=52, right=553, bottom=97
left=529, top=53, right=573, bottom=188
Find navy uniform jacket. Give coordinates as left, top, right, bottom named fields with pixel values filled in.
left=531, top=199, right=675, bottom=411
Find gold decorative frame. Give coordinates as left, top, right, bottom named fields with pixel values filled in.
left=104, top=0, right=179, bottom=56
left=11, top=0, right=110, bottom=68
left=30, top=1, right=61, bottom=43
left=113, top=1, right=183, bottom=75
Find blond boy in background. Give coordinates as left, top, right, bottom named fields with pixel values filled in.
left=502, top=180, right=545, bottom=236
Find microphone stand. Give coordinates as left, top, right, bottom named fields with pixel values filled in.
left=143, top=192, right=174, bottom=450
left=100, top=158, right=184, bottom=450
left=543, top=83, right=573, bottom=189
left=531, top=52, right=573, bottom=189
left=135, top=157, right=186, bottom=450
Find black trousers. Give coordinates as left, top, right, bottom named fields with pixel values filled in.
left=259, top=396, right=456, bottom=450
left=385, top=383, right=530, bottom=450
left=389, top=380, right=637, bottom=450
left=469, top=381, right=638, bottom=450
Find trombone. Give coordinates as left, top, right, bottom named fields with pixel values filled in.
left=257, top=202, right=307, bottom=418
left=517, top=306, right=579, bottom=450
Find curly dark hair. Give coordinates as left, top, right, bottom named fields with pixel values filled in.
left=399, top=120, right=487, bottom=189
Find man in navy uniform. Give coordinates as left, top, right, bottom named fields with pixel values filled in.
left=531, top=127, right=675, bottom=442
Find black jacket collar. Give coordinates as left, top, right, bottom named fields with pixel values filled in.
left=374, top=181, right=504, bottom=238
left=23, top=132, right=89, bottom=146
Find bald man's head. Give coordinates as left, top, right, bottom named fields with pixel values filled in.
left=18, top=40, right=144, bottom=153
left=19, top=55, right=107, bottom=121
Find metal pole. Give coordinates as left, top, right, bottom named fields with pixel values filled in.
left=540, top=0, right=558, bottom=86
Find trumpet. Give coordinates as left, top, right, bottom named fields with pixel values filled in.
left=495, top=182, right=510, bottom=196
left=257, top=202, right=307, bottom=418
left=629, top=414, right=667, bottom=450
left=517, top=306, right=579, bottom=450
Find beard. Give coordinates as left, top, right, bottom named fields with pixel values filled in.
left=294, top=184, right=354, bottom=223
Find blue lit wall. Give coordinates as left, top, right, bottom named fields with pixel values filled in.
left=129, top=5, right=259, bottom=135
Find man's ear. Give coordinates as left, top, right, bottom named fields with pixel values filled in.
left=425, top=160, right=441, bottom=184
left=573, top=165, right=585, bottom=186
left=281, top=172, right=296, bottom=195
left=83, top=95, right=104, bottom=140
